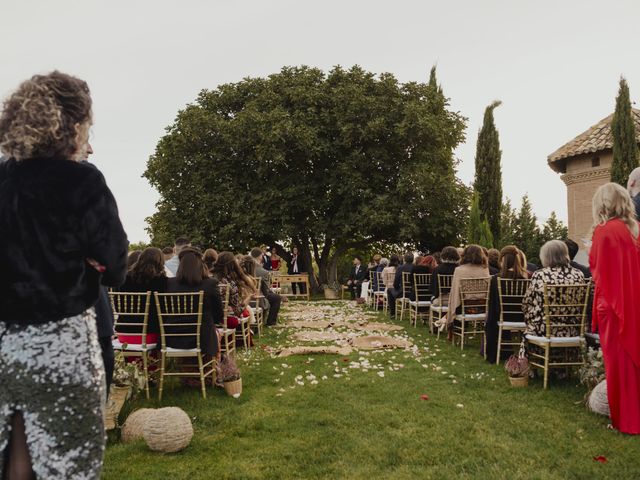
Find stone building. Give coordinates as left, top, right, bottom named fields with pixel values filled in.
left=547, top=108, right=640, bottom=257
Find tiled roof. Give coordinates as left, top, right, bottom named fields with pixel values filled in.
left=547, top=108, right=640, bottom=172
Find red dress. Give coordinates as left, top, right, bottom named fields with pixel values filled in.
left=590, top=218, right=640, bottom=434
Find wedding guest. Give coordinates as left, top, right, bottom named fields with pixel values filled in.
left=212, top=251, right=257, bottom=330
left=485, top=246, right=529, bottom=363
left=564, top=239, right=591, bottom=278
left=347, top=256, right=367, bottom=299
left=387, top=253, right=415, bottom=317
left=522, top=240, right=584, bottom=338
left=373, top=258, right=389, bottom=292
left=164, top=236, right=191, bottom=276
left=127, top=249, right=142, bottom=270
left=487, top=248, right=501, bottom=274
left=382, top=255, right=399, bottom=290
left=271, top=250, right=282, bottom=271
left=436, top=245, right=490, bottom=330
left=203, top=248, right=218, bottom=275
left=117, top=247, right=168, bottom=345
left=260, top=245, right=272, bottom=271
left=249, top=248, right=283, bottom=326
left=287, top=246, right=306, bottom=295
left=162, top=246, right=174, bottom=262
left=165, top=248, right=222, bottom=355
left=627, top=167, right=640, bottom=219
left=590, top=182, right=640, bottom=434
left=0, top=71, right=128, bottom=478
left=431, top=246, right=460, bottom=302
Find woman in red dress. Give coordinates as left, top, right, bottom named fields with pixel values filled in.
left=590, top=182, right=640, bottom=434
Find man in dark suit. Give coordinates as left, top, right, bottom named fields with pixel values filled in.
left=564, top=238, right=591, bottom=278
left=287, top=246, right=306, bottom=294
left=387, top=253, right=415, bottom=317
left=347, top=256, right=367, bottom=299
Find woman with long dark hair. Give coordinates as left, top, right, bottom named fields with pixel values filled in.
left=211, top=251, right=257, bottom=330
left=0, top=71, right=128, bottom=478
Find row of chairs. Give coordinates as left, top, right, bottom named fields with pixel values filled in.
left=366, top=270, right=592, bottom=389
left=109, top=278, right=267, bottom=400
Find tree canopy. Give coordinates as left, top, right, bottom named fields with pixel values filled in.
left=144, top=65, right=469, bottom=288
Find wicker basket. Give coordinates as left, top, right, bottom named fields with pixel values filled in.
left=223, top=378, right=242, bottom=398
left=143, top=407, right=193, bottom=453
left=121, top=408, right=156, bottom=442
left=509, top=376, right=529, bottom=388
left=104, top=385, right=130, bottom=430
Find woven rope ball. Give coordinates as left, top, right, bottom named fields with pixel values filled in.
left=588, top=380, right=610, bottom=417
left=121, top=408, right=157, bottom=443
left=143, top=407, right=194, bottom=453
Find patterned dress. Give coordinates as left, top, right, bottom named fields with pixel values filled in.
left=0, top=310, right=105, bottom=479
left=522, top=266, right=586, bottom=337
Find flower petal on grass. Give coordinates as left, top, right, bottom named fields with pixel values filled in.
left=420, top=394, right=429, bottom=401
left=593, top=456, right=608, bottom=464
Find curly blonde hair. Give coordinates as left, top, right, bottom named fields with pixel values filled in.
left=0, top=71, right=92, bottom=160
left=592, top=182, right=639, bottom=238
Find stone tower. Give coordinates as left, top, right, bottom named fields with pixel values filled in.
left=547, top=109, right=640, bottom=257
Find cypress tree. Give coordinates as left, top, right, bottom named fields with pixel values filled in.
left=474, top=101, right=503, bottom=243
left=610, top=77, right=639, bottom=186
left=468, top=192, right=494, bottom=248
left=513, top=194, right=541, bottom=264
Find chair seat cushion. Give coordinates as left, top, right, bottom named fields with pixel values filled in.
left=430, top=305, right=448, bottom=312
left=217, top=328, right=236, bottom=335
left=455, top=313, right=486, bottom=321
left=112, top=339, right=157, bottom=351
left=409, top=301, right=432, bottom=307
left=163, top=346, right=198, bottom=353
left=499, top=321, right=526, bottom=328
left=525, top=334, right=583, bottom=346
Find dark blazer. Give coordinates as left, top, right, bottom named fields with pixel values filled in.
left=287, top=254, right=306, bottom=274
left=262, top=255, right=272, bottom=271
left=166, top=278, right=223, bottom=355
left=570, top=260, right=592, bottom=279
left=117, top=275, right=168, bottom=334
left=349, top=265, right=367, bottom=283
left=431, top=263, right=457, bottom=299
left=393, top=263, right=415, bottom=293
left=634, top=194, right=640, bottom=220
left=95, top=286, right=115, bottom=338
left=0, top=157, right=128, bottom=325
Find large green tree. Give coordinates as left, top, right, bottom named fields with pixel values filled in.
left=610, top=77, right=639, bottom=185
left=473, top=100, right=503, bottom=243
left=467, top=192, right=493, bottom=248
left=144, top=65, right=468, bottom=289
left=513, top=194, right=541, bottom=264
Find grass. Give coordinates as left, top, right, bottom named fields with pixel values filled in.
left=103, top=301, right=640, bottom=479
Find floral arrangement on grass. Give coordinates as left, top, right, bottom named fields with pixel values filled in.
left=112, top=348, right=147, bottom=397
left=504, top=355, right=530, bottom=378
left=219, top=355, right=241, bottom=382
left=579, top=347, right=605, bottom=392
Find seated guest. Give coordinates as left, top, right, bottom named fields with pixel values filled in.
left=485, top=246, right=529, bottom=362
left=203, top=248, right=218, bottom=276
left=382, top=255, right=399, bottom=290
left=522, top=240, right=585, bottom=338
left=249, top=248, right=283, bottom=326
left=212, top=251, right=257, bottom=330
left=165, top=248, right=222, bottom=355
left=487, top=248, right=501, bottom=275
left=373, top=258, right=389, bottom=292
left=431, top=246, right=460, bottom=303
left=162, top=246, right=174, bottom=263
left=347, top=256, right=367, bottom=299
left=387, top=252, right=415, bottom=317
left=117, top=247, right=168, bottom=345
left=164, top=236, right=191, bottom=277
left=436, top=244, right=490, bottom=330
left=412, top=255, right=438, bottom=299
left=127, top=250, right=142, bottom=270
left=368, top=254, right=382, bottom=273
left=564, top=238, right=591, bottom=278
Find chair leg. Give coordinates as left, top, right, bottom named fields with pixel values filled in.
left=198, top=354, right=206, bottom=399
left=142, top=353, right=150, bottom=399
left=543, top=346, right=550, bottom=390
left=496, top=325, right=503, bottom=365
left=158, top=353, right=166, bottom=401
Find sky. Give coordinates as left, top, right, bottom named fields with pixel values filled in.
left=2, top=0, right=639, bottom=243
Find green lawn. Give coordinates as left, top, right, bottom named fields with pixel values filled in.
left=103, top=301, right=640, bottom=479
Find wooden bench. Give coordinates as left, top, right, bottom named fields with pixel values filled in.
left=270, top=274, right=311, bottom=301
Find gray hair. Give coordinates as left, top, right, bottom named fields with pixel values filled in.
left=379, top=257, right=389, bottom=267
left=628, top=166, right=640, bottom=198
left=539, top=240, right=570, bottom=268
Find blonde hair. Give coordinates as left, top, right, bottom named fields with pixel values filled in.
left=0, top=71, right=92, bottom=160
left=592, top=182, right=639, bottom=238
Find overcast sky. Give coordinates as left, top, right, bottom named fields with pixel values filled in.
left=2, top=0, right=639, bottom=243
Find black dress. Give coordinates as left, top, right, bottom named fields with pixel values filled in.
left=166, top=278, right=223, bottom=355
left=431, top=263, right=457, bottom=299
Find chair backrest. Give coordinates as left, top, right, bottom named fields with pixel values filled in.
left=373, top=270, right=385, bottom=292
left=542, top=282, right=590, bottom=338
left=251, top=276, right=264, bottom=308
left=497, top=278, right=531, bottom=323
left=437, top=274, right=454, bottom=305
left=218, top=282, right=231, bottom=326
left=459, top=277, right=491, bottom=315
left=382, top=269, right=395, bottom=289
left=109, top=291, right=152, bottom=344
left=154, top=291, right=204, bottom=351
left=401, top=271, right=413, bottom=298
left=413, top=273, right=432, bottom=302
